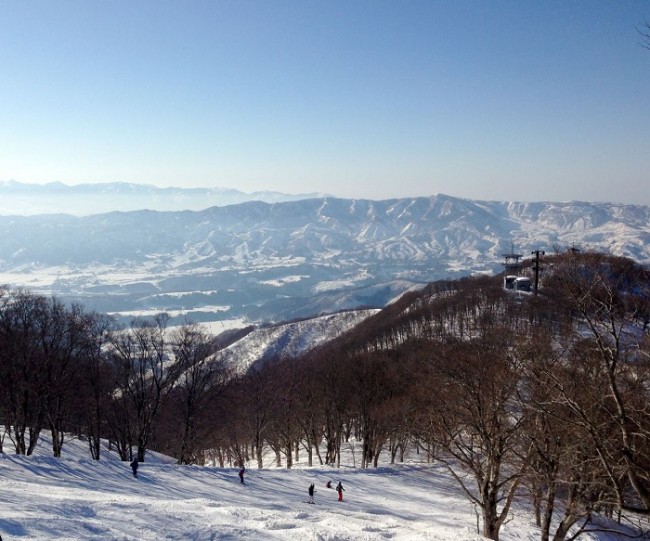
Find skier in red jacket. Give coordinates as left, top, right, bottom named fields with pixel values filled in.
left=336, top=481, right=345, bottom=501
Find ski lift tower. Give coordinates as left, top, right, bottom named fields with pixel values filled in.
left=502, top=244, right=523, bottom=290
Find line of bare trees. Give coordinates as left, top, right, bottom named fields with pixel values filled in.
left=0, top=289, right=230, bottom=464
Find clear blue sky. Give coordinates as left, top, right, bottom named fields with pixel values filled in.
left=1, top=0, right=649, bottom=204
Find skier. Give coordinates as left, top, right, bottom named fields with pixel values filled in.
left=130, top=458, right=139, bottom=478
left=326, top=480, right=332, bottom=489
left=308, top=483, right=316, bottom=504
left=336, top=481, right=345, bottom=502
left=239, top=466, right=245, bottom=484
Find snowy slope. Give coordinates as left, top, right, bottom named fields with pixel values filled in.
left=0, top=434, right=635, bottom=541
left=213, top=309, right=379, bottom=373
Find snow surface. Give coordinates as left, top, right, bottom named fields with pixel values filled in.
left=0, top=435, right=638, bottom=541
left=213, top=310, right=379, bottom=374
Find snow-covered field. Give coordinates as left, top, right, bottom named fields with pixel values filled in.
left=0, top=436, right=640, bottom=541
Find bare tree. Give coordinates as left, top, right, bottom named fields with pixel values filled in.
left=37, top=300, right=95, bottom=457
left=212, top=368, right=275, bottom=469
left=286, top=356, right=325, bottom=467
left=423, top=331, right=530, bottom=541
left=108, top=313, right=181, bottom=462
left=73, top=312, right=116, bottom=460
left=0, top=289, right=48, bottom=455
left=543, top=252, right=650, bottom=515
left=168, top=322, right=228, bottom=464
left=518, top=328, right=609, bottom=541
left=311, top=348, right=354, bottom=467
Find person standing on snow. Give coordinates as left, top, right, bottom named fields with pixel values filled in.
left=239, top=466, right=245, bottom=484
left=336, top=481, right=345, bottom=501
left=308, top=483, right=316, bottom=504
left=130, top=458, right=139, bottom=478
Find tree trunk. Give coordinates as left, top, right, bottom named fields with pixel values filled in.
left=26, top=426, right=41, bottom=456
left=51, top=426, right=64, bottom=457
left=14, top=425, right=27, bottom=455
left=551, top=515, right=579, bottom=541
left=540, top=481, right=557, bottom=541
left=482, top=504, right=500, bottom=541
left=88, top=433, right=101, bottom=460
left=255, top=444, right=264, bottom=469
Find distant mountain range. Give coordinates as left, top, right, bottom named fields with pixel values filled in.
left=0, top=182, right=648, bottom=326
left=0, top=180, right=325, bottom=215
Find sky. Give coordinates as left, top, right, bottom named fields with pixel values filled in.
left=1, top=0, right=649, bottom=204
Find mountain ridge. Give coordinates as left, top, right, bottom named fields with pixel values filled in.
left=0, top=179, right=326, bottom=215
left=0, top=192, right=647, bottom=326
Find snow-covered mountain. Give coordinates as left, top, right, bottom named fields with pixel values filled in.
left=0, top=193, right=647, bottom=326
left=213, top=309, right=380, bottom=374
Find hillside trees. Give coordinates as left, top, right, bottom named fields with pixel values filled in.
left=394, top=277, right=531, bottom=540
left=107, top=314, right=184, bottom=462
left=418, top=330, right=530, bottom=541
left=308, top=348, right=351, bottom=467
left=72, top=312, right=116, bottom=460
left=542, top=252, right=650, bottom=515
left=38, top=301, right=89, bottom=457
left=516, top=328, right=600, bottom=541
left=264, top=356, right=302, bottom=469
left=208, top=368, right=277, bottom=468
left=0, top=290, right=110, bottom=457
left=230, top=253, right=646, bottom=535
left=0, top=290, right=99, bottom=457
left=0, top=289, right=50, bottom=455
left=0, top=285, right=229, bottom=463
left=151, top=323, right=230, bottom=464
left=281, top=355, right=326, bottom=467
left=348, top=349, right=413, bottom=468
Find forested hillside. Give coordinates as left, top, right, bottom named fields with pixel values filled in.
left=0, top=250, right=648, bottom=540
left=193, top=250, right=650, bottom=540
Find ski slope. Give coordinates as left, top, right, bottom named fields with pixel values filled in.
left=0, top=435, right=641, bottom=540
